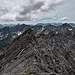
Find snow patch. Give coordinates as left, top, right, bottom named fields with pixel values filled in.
left=56, top=31, right=58, bottom=34
left=17, top=31, right=22, bottom=35
left=68, top=28, right=72, bottom=31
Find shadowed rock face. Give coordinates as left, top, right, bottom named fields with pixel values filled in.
left=0, top=54, right=5, bottom=60
left=0, top=24, right=75, bottom=75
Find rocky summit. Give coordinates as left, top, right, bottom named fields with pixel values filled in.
left=0, top=23, right=75, bottom=75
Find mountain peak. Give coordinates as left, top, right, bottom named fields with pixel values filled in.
left=0, top=23, right=75, bottom=75
left=61, top=23, right=72, bottom=28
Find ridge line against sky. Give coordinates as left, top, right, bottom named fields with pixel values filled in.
left=0, top=0, right=75, bottom=24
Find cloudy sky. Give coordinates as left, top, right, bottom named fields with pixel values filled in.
left=0, top=0, right=75, bottom=24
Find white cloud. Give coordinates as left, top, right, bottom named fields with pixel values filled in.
left=41, top=0, right=63, bottom=12
left=59, top=17, right=68, bottom=21
left=0, top=0, right=64, bottom=22
left=16, top=0, right=64, bottom=21
left=0, top=14, right=16, bottom=21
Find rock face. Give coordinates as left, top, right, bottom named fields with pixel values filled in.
left=0, top=24, right=75, bottom=75
left=0, top=24, right=31, bottom=48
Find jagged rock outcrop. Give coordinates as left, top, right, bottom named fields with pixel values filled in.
left=0, top=24, right=75, bottom=75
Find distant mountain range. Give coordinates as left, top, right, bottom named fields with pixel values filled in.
left=0, top=23, right=75, bottom=48
left=0, top=23, right=75, bottom=75
left=0, top=24, right=16, bottom=28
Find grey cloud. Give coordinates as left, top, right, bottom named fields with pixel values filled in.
left=3, top=19, right=14, bottom=22
left=16, top=15, right=31, bottom=21
left=20, top=6, right=32, bottom=15
left=0, top=6, right=8, bottom=14
left=16, top=0, right=64, bottom=21
left=16, top=1, right=44, bottom=21
left=20, top=1, right=44, bottom=15
left=0, top=0, right=65, bottom=22
left=41, top=1, right=64, bottom=12
left=33, top=1, right=44, bottom=10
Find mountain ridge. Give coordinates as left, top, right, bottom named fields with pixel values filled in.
left=0, top=23, right=75, bottom=75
